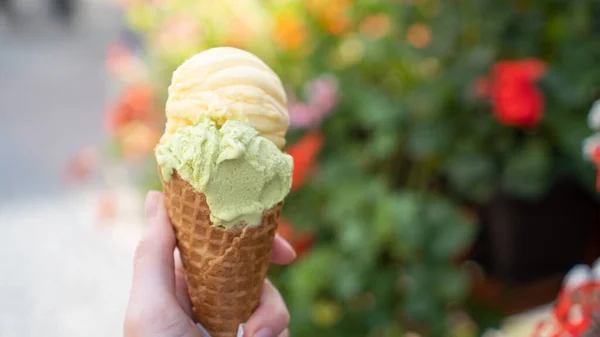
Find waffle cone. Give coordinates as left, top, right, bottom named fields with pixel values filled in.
left=160, top=170, right=281, bottom=337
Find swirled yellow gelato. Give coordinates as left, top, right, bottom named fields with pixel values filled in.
left=161, top=47, right=289, bottom=149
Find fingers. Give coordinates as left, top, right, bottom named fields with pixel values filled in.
left=244, top=279, right=290, bottom=337
left=174, top=248, right=193, bottom=318
left=270, top=234, right=296, bottom=265
left=125, top=191, right=204, bottom=337
left=130, top=191, right=177, bottom=300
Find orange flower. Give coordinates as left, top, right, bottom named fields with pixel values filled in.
left=224, top=22, right=252, bottom=49
left=407, top=23, right=432, bottom=49
left=307, top=0, right=352, bottom=36
left=359, top=14, right=391, bottom=39
left=117, top=121, right=161, bottom=161
left=273, top=12, right=308, bottom=50
left=277, top=219, right=315, bottom=256
left=321, top=10, right=351, bottom=36
left=106, top=83, right=156, bottom=133
left=286, top=131, right=324, bottom=191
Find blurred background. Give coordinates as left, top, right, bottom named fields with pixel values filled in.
left=1, top=0, right=599, bottom=336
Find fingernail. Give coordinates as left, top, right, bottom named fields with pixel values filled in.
left=253, top=328, right=274, bottom=337
left=237, top=324, right=245, bottom=337
left=197, top=322, right=213, bottom=337
left=145, top=191, right=160, bottom=218
left=278, top=235, right=297, bottom=260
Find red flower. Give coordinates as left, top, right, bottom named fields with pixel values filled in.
left=593, top=147, right=600, bottom=164
left=277, top=219, right=315, bottom=256
left=106, top=83, right=156, bottom=133
left=492, top=77, right=544, bottom=127
left=286, top=131, right=324, bottom=191
left=494, top=59, right=546, bottom=81
left=533, top=276, right=600, bottom=337
left=482, top=59, right=547, bottom=128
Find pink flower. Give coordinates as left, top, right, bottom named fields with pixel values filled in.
left=156, top=15, right=202, bottom=51
left=106, top=42, right=132, bottom=77
left=306, top=74, right=339, bottom=113
left=63, top=147, right=100, bottom=184
left=289, top=74, right=339, bottom=129
left=106, top=42, right=147, bottom=81
left=288, top=99, right=324, bottom=129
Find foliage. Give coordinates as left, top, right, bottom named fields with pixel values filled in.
left=105, top=0, right=600, bottom=335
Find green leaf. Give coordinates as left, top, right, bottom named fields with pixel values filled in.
left=407, top=121, right=450, bottom=160
left=369, top=130, right=400, bottom=159
left=390, top=192, right=425, bottom=261
left=446, top=153, right=496, bottom=202
left=334, top=262, right=362, bottom=299
left=435, top=267, right=469, bottom=302
left=502, top=138, right=552, bottom=199
left=426, top=200, right=474, bottom=261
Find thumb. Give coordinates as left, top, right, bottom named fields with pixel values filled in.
left=130, top=191, right=176, bottom=300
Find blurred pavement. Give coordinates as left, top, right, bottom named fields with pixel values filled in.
left=0, top=190, right=142, bottom=337
left=0, top=0, right=120, bottom=200
left=0, top=1, right=144, bottom=336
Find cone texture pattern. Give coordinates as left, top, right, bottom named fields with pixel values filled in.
left=160, top=171, right=281, bottom=337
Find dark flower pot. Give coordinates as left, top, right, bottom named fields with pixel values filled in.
left=473, top=179, right=600, bottom=286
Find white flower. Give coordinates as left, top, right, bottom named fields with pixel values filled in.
left=588, top=99, right=600, bottom=130
left=582, top=133, right=600, bottom=162
left=563, top=264, right=591, bottom=290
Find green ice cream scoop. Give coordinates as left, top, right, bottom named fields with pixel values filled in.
left=155, top=119, right=293, bottom=228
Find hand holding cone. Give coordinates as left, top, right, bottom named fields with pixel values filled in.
left=154, top=47, right=293, bottom=337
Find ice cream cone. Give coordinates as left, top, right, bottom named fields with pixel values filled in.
left=160, top=169, right=281, bottom=337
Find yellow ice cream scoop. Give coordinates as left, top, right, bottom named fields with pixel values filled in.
left=161, top=47, right=289, bottom=149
